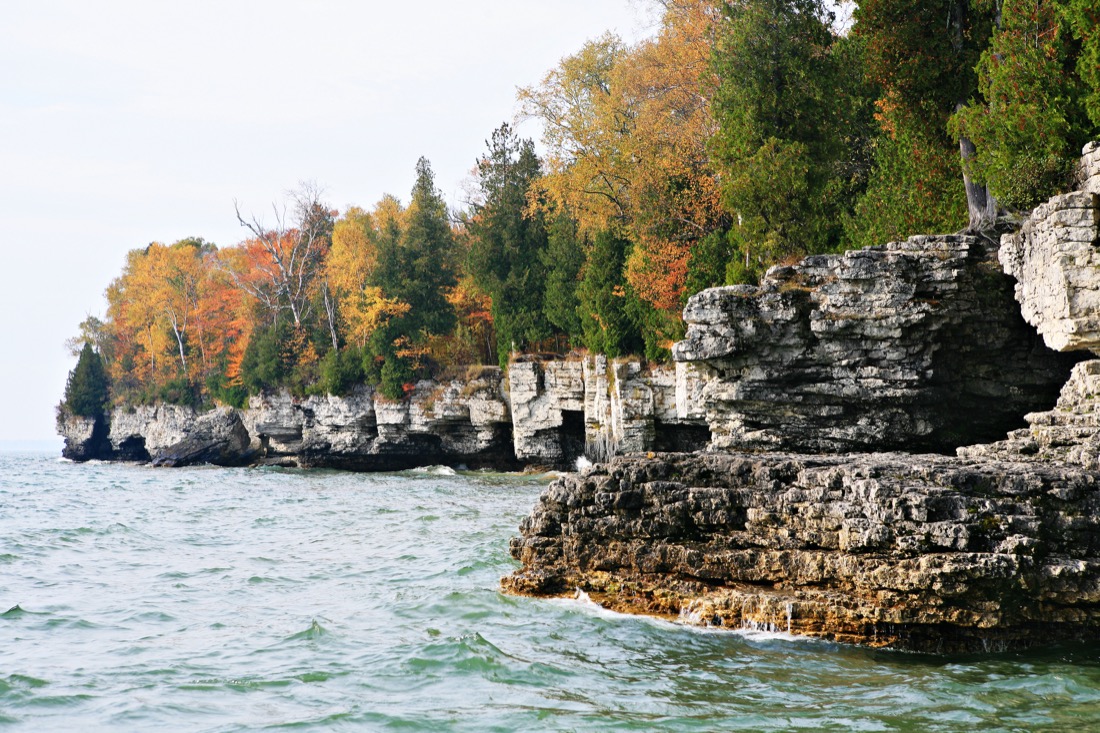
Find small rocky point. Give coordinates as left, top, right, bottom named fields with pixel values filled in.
left=503, top=451, right=1100, bottom=653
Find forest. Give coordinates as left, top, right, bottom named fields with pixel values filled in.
left=64, top=0, right=1100, bottom=417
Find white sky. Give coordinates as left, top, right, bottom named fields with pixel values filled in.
left=0, top=0, right=657, bottom=442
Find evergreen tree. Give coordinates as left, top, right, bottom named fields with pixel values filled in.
left=576, top=229, right=642, bottom=357
left=952, top=0, right=1093, bottom=210
left=466, top=124, right=552, bottom=366
left=372, top=158, right=457, bottom=340
left=64, top=343, right=111, bottom=418
left=370, top=158, right=458, bottom=393
left=853, top=0, right=998, bottom=233
left=542, top=211, right=586, bottom=342
left=1059, top=0, right=1100, bottom=127
left=711, top=0, right=863, bottom=277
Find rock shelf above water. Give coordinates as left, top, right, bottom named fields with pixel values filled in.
left=503, top=451, right=1100, bottom=653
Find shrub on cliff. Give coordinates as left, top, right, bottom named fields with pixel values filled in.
left=64, top=343, right=110, bottom=418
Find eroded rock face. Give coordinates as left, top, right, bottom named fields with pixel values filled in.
left=57, top=409, right=110, bottom=461
left=1079, top=141, right=1100, bottom=195
left=508, top=355, right=711, bottom=467
left=999, top=189, right=1100, bottom=352
left=672, top=236, right=1077, bottom=453
left=503, top=452, right=1100, bottom=653
left=243, top=368, right=518, bottom=471
left=109, top=404, right=249, bottom=466
left=960, top=358, right=1100, bottom=469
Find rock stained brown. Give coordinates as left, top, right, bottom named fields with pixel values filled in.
left=504, top=452, right=1100, bottom=653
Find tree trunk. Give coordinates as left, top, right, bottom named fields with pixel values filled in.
left=959, top=130, right=998, bottom=233
left=322, top=279, right=339, bottom=351
left=949, top=1, right=998, bottom=234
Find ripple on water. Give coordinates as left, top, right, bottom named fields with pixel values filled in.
left=2, top=453, right=1100, bottom=732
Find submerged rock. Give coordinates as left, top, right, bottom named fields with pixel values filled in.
left=503, top=451, right=1100, bottom=653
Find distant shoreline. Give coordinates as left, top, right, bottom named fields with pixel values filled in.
left=0, top=439, right=65, bottom=453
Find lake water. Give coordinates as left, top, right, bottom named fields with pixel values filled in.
left=2, top=450, right=1099, bottom=731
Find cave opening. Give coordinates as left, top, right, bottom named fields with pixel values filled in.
left=653, top=421, right=712, bottom=453
left=558, top=409, right=586, bottom=467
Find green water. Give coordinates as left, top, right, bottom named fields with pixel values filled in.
left=1, top=451, right=1098, bottom=731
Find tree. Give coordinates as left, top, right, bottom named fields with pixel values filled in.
left=519, top=33, right=634, bottom=233
left=369, top=158, right=458, bottom=387
left=952, top=0, right=1093, bottom=210
left=520, top=5, right=732, bottom=310
left=466, top=124, right=551, bottom=365
left=619, top=0, right=729, bottom=310
left=853, top=0, right=999, bottom=233
left=64, top=343, right=110, bottom=418
left=576, top=229, right=642, bottom=357
left=223, top=182, right=334, bottom=328
left=542, top=211, right=586, bottom=342
left=1059, top=0, right=1100, bottom=127
left=325, top=205, right=410, bottom=351
left=710, top=0, right=856, bottom=273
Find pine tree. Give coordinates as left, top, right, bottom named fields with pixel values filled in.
left=576, top=229, right=642, bottom=357
left=64, top=343, right=111, bottom=418
left=711, top=0, right=862, bottom=274
left=466, top=124, right=551, bottom=365
left=542, top=211, right=586, bottom=342
left=952, top=0, right=1093, bottom=210
left=372, top=158, right=457, bottom=341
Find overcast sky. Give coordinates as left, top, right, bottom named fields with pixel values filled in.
left=0, top=0, right=657, bottom=443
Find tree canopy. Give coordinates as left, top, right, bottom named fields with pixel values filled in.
left=67, top=0, right=1100, bottom=406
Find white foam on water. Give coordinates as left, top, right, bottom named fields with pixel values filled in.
left=574, top=456, right=593, bottom=471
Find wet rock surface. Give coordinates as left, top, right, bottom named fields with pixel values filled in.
left=503, top=451, right=1100, bottom=653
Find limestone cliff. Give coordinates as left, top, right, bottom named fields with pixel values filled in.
left=504, top=452, right=1100, bottom=653
left=504, top=142, right=1100, bottom=652
left=672, top=235, right=1078, bottom=453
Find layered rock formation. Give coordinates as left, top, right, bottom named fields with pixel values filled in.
left=1000, top=190, right=1100, bottom=352
left=60, top=368, right=519, bottom=470
left=242, top=369, right=517, bottom=471
left=961, top=147, right=1100, bottom=469
left=672, top=236, right=1078, bottom=453
left=504, top=143, right=1100, bottom=652
left=504, top=452, right=1100, bottom=653
left=508, top=356, right=711, bottom=466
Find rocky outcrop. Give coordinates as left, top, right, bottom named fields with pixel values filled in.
left=960, top=359, right=1100, bottom=469
left=59, top=366, right=521, bottom=470
left=148, top=408, right=252, bottom=467
left=1079, top=140, right=1100, bottom=195
left=999, top=189, right=1100, bottom=352
left=107, top=404, right=250, bottom=466
left=57, top=409, right=110, bottom=462
left=508, top=355, right=711, bottom=466
left=672, top=235, right=1078, bottom=453
left=960, top=151, right=1100, bottom=467
left=243, top=368, right=517, bottom=471
left=509, top=358, right=587, bottom=466
left=504, top=452, right=1100, bottom=653
left=504, top=143, right=1100, bottom=653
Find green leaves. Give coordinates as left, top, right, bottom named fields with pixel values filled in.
left=64, top=344, right=110, bottom=418
left=951, top=0, right=1094, bottom=210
